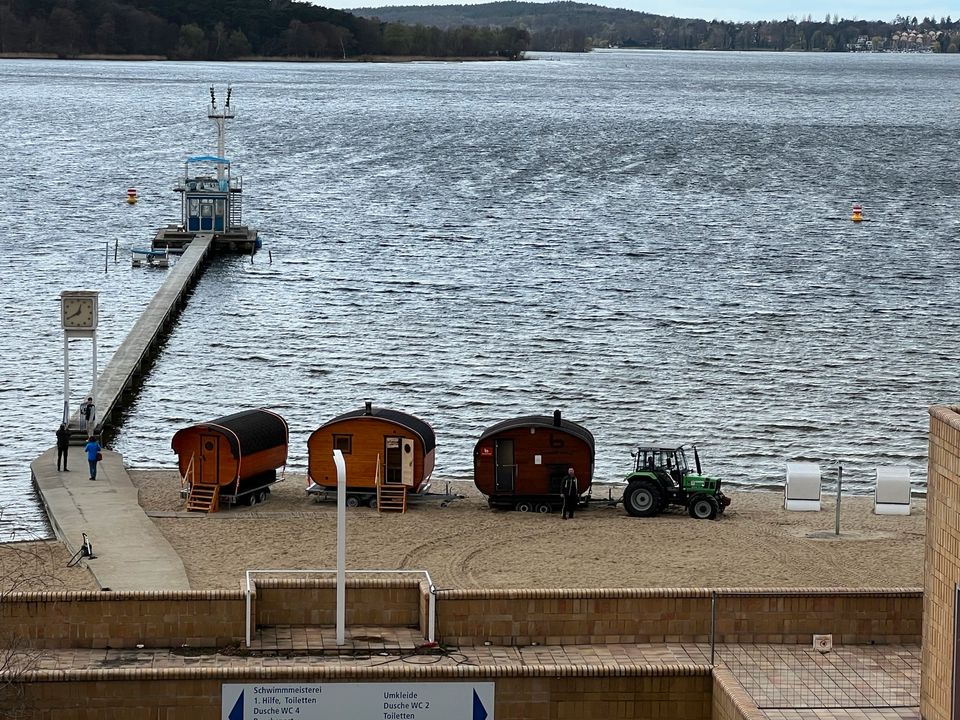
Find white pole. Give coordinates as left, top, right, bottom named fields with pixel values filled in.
left=245, top=571, right=252, bottom=647
left=333, top=449, right=346, bottom=646
left=91, top=330, right=98, bottom=400
left=62, top=335, right=70, bottom=425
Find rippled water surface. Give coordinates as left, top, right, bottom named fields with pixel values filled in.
left=2, top=51, right=958, bottom=540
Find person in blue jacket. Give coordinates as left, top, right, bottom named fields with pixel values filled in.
left=84, top=437, right=102, bottom=481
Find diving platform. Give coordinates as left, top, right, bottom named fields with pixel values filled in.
left=150, top=87, right=258, bottom=255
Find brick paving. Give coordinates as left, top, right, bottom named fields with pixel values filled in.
left=715, top=643, right=920, bottom=719
left=22, top=629, right=921, bottom=718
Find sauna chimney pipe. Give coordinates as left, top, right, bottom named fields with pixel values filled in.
left=553, top=410, right=562, bottom=427
left=364, top=401, right=372, bottom=415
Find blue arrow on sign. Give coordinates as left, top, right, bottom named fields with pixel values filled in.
left=228, top=690, right=244, bottom=720
left=472, top=689, right=488, bottom=720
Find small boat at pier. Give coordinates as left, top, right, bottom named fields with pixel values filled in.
left=151, top=86, right=259, bottom=254
left=131, top=247, right=177, bottom=268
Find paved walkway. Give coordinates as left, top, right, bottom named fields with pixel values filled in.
left=30, top=447, right=190, bottom=591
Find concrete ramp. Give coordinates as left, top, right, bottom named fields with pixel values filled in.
left=31, top=449, right=190, bottom=591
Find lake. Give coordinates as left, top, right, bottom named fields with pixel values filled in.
left=1, top=50, right=957, bottom=540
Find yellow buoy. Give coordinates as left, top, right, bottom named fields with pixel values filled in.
left=126, top=188, right=139, bottom=205
left=851, top=203, right=862, bottom=222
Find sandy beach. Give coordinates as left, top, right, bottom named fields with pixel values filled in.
left=4, top=472, right=926, bottom=592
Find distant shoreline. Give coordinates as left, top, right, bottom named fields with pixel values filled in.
left=0, top=52, right=522, bottom=63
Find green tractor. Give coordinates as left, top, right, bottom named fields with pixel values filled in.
left=622, top=444, right=731, bottom=520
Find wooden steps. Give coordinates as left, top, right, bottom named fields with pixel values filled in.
left=187, top=483, right=219, bottom=513
left=377, top=484, right=407, bottom=513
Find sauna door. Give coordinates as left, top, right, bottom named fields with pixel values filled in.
left=495, top=438, right=515, bottom=492
left=401, top=438, right=415, bottom=487
left=199, top=433, right=220, bottom=485
left=384, top=436, right=403, bottom=484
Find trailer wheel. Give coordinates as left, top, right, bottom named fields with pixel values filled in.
left=346, top=496, right=360, bottom=508
left=624, top=480, right=662, bottom=518
left=515, top=501, right=532, bottom=513
left=688, top=495, right=720, bottom=520
left=536, top=503, right=551, bottom=514
left=368, top=497, right=378, bottom=509
left=247, top=493, right=258, bottom=507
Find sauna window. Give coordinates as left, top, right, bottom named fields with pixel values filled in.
left=189, top=199, right=199, bottom=216
left=333, top=434, right=352, bottom=454
left=201, top=201, right=213, bottom=218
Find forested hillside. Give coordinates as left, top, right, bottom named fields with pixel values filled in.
left=350, top=0, right=960, bottom=52
left=0, top=0, right=530, bottom=59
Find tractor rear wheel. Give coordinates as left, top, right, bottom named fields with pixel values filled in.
left=688, top=495, right=720, bottom=520
left=624, top=480, right=662, bottom=518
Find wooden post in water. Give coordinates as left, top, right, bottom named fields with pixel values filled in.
left=114, top=239, right=118, bottom=263
left=104, top=242, right=109, bottom=273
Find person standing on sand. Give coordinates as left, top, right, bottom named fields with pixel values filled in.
left=56, top=423, right=70, bottom=472
left=84, top=437, right=102, bottom=481
left=561, top=467, right=579, bottom=519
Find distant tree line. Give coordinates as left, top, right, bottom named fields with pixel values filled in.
left=0, top=0, right=530, bottom=59
left=604, top=13, right=960, bottom=52
left=352, top=1, right=960, bottom=53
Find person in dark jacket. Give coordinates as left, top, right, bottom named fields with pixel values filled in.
left=79, top=397, right=95, bottom=434
left=561, top=467, right=579, bottom=519
left=55, top=423, right=70, bottom=472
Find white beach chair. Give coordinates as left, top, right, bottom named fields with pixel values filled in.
left=784, top=462, right=822, bottom=511
left=874, top=466, right=912, bottom=515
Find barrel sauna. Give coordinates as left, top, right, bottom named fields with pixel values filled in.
left=473, top=410, right=594, bottom=512
left=307, top=402, right=436, bottom=506
left=172, top=408, right=288, bottom=510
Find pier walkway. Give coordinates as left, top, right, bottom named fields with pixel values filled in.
left=30, top=448, right=190, bottom=591
left=85, top=234, right=214, bottom=439
left=30, top=236, right=217, bottom=591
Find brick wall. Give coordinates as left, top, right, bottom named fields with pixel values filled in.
left=711, top=668, right=765, bottom=720
left=0, top=590, right=244, bottom=649
left=922, top=404, right=960, bottom=720
left=253, top=577, right=422, bottom=627
left=0, top=584, right=921, bottom=653
left=12, top=666, right=713, bottom=720
left=435, top=588, right=922, bottom=647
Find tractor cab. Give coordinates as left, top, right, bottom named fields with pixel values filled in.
left=632, top=444, right=700, bottom=485
left=624, top=443, right=730, bottom=520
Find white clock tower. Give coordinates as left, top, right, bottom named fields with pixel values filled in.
left=60, top=290, right=100, bottom=427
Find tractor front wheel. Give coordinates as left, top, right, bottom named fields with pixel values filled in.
left=688, top=495, right=720, bottom=520
left=624, top=480, right=662, bottom=518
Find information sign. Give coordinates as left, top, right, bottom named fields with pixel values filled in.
left=222, top=682, right=494, bottom=720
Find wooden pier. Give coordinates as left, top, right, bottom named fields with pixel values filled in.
left=87, top=234, right=214, bottom=439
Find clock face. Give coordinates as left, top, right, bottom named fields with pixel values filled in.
left=62, top=297, right=95, bottom=328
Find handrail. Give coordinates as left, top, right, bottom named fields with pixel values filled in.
left=243, top=569, right=436, bottom=648
left=181, top=453, right=195, bottom=491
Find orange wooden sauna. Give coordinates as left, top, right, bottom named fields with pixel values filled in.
left=172, top=408, right=289, bottom=512
left=307, top=401, right=436, bottom=509
left=474, top=410, right=594, bottom=512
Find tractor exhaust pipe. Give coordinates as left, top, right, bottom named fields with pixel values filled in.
left=694, top=446, right=702, bottom=475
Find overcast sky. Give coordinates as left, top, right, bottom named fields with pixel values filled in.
left=331, top=0, right=957, bottom=23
